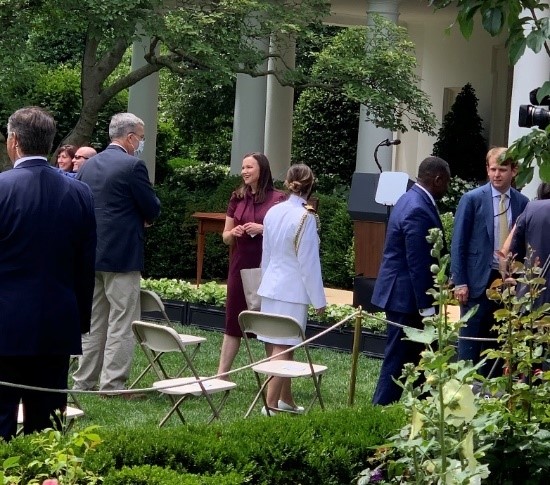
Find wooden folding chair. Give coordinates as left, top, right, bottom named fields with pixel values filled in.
left=238, top=310, right=327, bottom=418
left=131, top=320, right=236, bottom=426
left=129, top=290, right=206, bottom=389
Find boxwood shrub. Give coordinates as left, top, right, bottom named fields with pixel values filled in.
left=81, top=405, right=404, bottom=484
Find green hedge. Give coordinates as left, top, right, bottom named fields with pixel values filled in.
left=84, top=405, right=403, bottom=484
left=103, top=466, right=244, bottom=485
left=144, top=171, right=354, bottom=288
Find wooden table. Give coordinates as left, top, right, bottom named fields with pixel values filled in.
left=191, top=212, right=227, bottom=287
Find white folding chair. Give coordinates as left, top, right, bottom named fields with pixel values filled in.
left=131, top=320, right=236, bottom=426
left=238, top=310, right=327, bottom=418
left=17, top=404, right=84, bottom=436
left=129, top=289, right=206, bottom=389
left=140, top=289, right=174, bottom=326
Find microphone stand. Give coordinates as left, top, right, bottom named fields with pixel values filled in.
left=373, top=139, right=388, bottom=174
left=373, top=138, right=395, bottom=232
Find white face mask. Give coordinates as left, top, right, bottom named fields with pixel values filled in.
left=134, top=139, right=145, bottom=157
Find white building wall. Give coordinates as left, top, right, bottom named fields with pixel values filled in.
left=396, top=21, right=506, bottom=178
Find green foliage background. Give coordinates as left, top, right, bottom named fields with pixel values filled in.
left=144, top=167, right=354, bottom=289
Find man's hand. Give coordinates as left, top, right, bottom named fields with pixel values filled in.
left=454, top=286, right=469, bottom=305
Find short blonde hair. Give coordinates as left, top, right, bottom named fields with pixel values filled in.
left=486, top=147, right=516, bottom=167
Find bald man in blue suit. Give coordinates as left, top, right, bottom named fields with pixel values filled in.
left=371, top=157, right=450, bottom=405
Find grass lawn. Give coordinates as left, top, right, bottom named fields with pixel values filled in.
left=69, top=324, right=383, bottom=430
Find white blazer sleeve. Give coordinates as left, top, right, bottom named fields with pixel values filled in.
left=261, top=214, right=272, bottom=277
left=296, top=213, right=326, bottom=309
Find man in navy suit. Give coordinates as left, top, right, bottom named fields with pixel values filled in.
left=371, top=156, right=450, bottom=405
left=0, top=107, right=96, bottom=441
left=452, top=148, right=528, bottom=375
left=73, top=113, right=160, bottom=394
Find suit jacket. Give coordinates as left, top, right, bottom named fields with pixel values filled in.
left=0, top=159, right=96, bottom=356
left=510, top=199, right=550, bottom=305
left=451, top=182, right=528, bottom=298
left=371, top=184, right=443, bottom=314
left=258, top=194, right=326, bottom=309
left=77, top=144, right=161, bottom=272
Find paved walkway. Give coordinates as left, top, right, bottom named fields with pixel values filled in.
left=214, top=283, right=460, bottom=320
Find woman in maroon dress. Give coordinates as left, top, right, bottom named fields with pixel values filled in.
left=217, top=153, right=286, bottom=378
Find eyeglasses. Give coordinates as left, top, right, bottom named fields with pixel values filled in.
left=74, top=155, right=89, bottom=160
left=129, top=132, right=145, bottom=141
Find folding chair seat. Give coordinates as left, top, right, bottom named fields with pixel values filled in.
left=238, top=310, right=327, bottom=418
left=17, top=403, right=84, bottom=436
left=129, top=289, right=206, bottom=389
left=131, top=320, right=236, bottom=426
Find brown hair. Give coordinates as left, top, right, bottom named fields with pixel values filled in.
left=234, top=152, right=275, bottom=203
left=55, top=144, right=77, bottom=169
left=7, top=106, right=56, bottom=156
left=284, top=164, right=315, bottom=197
left=537, top=182, right=550, bottom=200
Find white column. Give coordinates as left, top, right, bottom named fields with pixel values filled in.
left=355, top=0, right=400, bottom=173
left=264, top=33, right=296, bottom=180
left=230, top=74, right=267, bottom=174
left=128, top=36, right=159, bottom=183
left=507, top=11, right=550, bottom=199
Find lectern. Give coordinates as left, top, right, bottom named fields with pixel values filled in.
left=348, top=172, right=413, bottom=311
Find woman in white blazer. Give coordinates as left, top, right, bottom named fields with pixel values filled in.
left=257, top=164, right=326, bottom=415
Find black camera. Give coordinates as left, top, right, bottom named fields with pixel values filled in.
left=518, top=87, right=550, bottom=129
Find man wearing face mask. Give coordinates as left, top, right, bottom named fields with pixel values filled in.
left=73, top=112, right=161, bottom=395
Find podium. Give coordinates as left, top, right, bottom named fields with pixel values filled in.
left=347, top=172, right=413, bottom=311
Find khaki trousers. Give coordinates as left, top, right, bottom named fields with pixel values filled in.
left=73, top=271, right=140, bottom=391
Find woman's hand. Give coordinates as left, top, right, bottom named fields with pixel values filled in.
left=231, top=225, right=246, bottom=238
left=243, top=222, right=263, bottom=237
left=315, top=306, right=326, bottom=316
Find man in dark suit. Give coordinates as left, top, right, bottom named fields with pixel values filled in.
left=73, top=113, right=160, bottom=393
left=0, top=107, right=96, bottom=441
left=371, top=156, right=450, bottom=405
left=510, top=183, right=550, bottom=306
left=452, top=147, right=528, bottom=375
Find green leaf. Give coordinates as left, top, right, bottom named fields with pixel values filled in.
left=526, top=31, right=545, bottom=53
left=2, top=455, right=20, bottom=469
left=404, top=325, right=437, bottom=344
left=458, top=13, right=474, bottom=39
left=539, top=160, right=550, bottom=183
left=481, top=7, right=504, bottom=36
left=509, top=37, right=527, bottom=65
left=537, top=81, right=550, bottom=104
left=515, top=165, right=534, bottom=188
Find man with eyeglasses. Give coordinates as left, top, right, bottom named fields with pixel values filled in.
left=72, top=146, right=97, bottom=172
left=451, top=147, right=528, bottom=375
left=73, top=113, right=160, bottom=395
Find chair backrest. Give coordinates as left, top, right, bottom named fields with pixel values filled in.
left=132, top=320, right=184, bottom=354
left=238, top=311, right=305, bottom=341
left=140, top=289, right=166, bottom=314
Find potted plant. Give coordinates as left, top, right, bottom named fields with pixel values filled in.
left=186, top=281, right=227, bottom=331
left=140, top=277, right=195, bottom=325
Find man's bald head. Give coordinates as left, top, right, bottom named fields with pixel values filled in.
left=72, top=146, right=97, bottom=171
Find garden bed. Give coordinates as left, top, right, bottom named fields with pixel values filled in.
left=141, top=300, right=386, bottom=359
